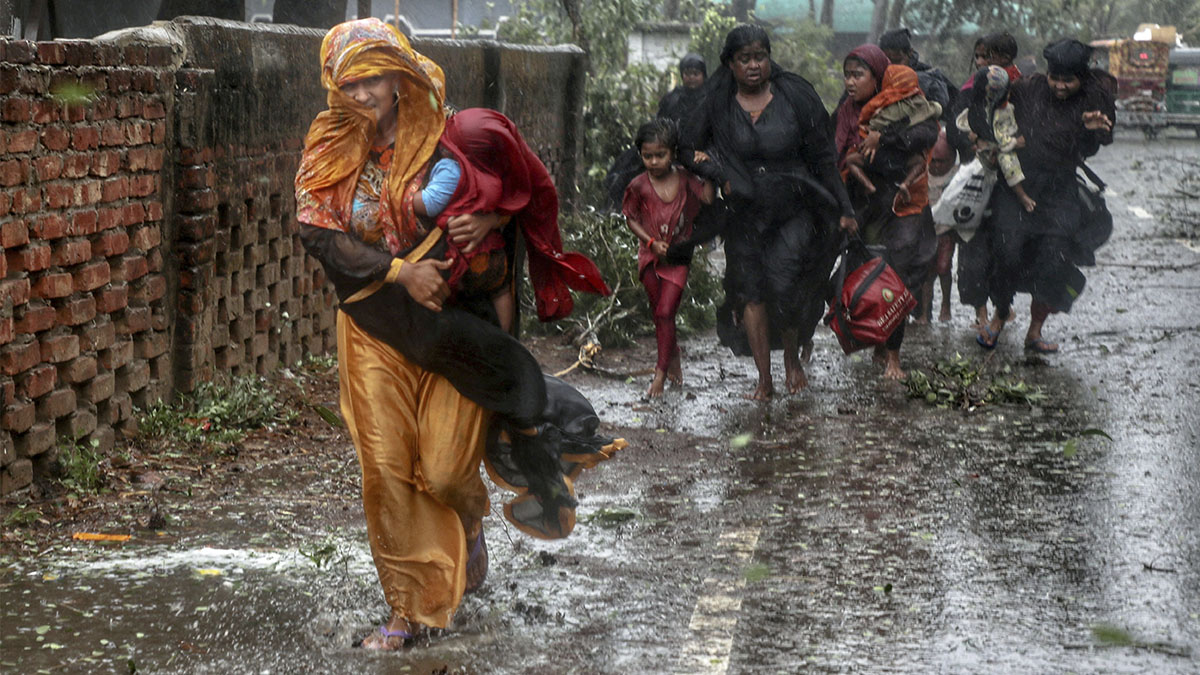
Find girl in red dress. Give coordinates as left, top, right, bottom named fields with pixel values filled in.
left=622, top=120, right=715, bottom=397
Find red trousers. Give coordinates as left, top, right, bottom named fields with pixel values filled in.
left=641, top=267, right=687, bottom=371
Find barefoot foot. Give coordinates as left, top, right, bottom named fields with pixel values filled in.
left=785, top=366, right=808, bottom=394
left=646, top=370, right=667, bottom=398
left=882, top=350, right=906, bottom=380
left=800, top=340, right=813, bottom=364
left=744, top=380, right=774, bottom=400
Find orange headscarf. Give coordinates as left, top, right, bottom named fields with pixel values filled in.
left=858, top=64, right=922, bottom=127
left=294, top=18, right=446, bottom=245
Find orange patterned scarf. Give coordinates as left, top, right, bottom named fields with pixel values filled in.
left=294, top=18, right=446, bottom=248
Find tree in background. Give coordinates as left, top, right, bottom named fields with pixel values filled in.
left=899, top=0, right=1200, bottom=83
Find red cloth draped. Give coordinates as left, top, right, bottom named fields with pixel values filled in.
left=439, top=108, right=611, bottom=321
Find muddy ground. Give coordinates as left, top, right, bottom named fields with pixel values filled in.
left=2, top=133, right=1199, bottom=674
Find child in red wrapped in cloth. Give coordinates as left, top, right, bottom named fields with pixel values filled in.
left=622, top=119, right=714, bottom=398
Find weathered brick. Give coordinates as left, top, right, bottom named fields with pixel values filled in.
left=75, top=180, right=102, bottom=207
left=145, top=248, right=163, bottom=274
left=115, top=305, right=150, bottom=335
left=1, top=458, right=34, bottom=494
left=117, top=360, right=149, bottom=393
left=1, top=340, right=41, bottom=376
left=31, top=272, right=73, bottom=300
left=91, top=96, right=118, bottom=120
left=108, top=68, right=131, bottom=92
left=72, top=125, right=100, bottom=151
left=40, top=125, right=70, bottom=151
left=36, top=42, right=67, bottom=64
left=0, top=317, right=13, bottom=346
left=129, top=174, right=156, bottom=197
left=32, top=98, right=60, bottom=124
left=94, top=228, right=131, bottom=257
left=98, top=391, right=131, bottom=426
left=14, top=302, right=55, bottom=334
left=42, top=182, right=74, bottom=209
left=11, top=188, right=41, bottom=214
left=2, top=97, right=33, bottom=122
left=7, top=243, right=49, bottom=274
left=0, top=431, right=13, bottom=463
left=93, top=283, right=128, bottom=314
left=78, top=370, right=114, bottom=404
left=14, top=422, right=54, bottom=457
left=72, top=262, right=111, bottom=296
left=176, top=213, right=215, bottom=241
left=18, top=363, right=57, bottom=399
left=177, top=188, right=216, bottom=213
left=0, top=64, right=15, bottom=94
left=96, top=206, right=123, bottom=231
left=57, top=353, right=98, bottom=384
left=3, top=399, right=36, bottom=433
left=3, top=42, right=36, bottom=64
left=149, top=308, right=167, bottom=332
left=144, top=200, right=163, bottom=221
left=134, top=330, right=168, bottom=359
left=6, top=129, right=37, bottom=153
left=130, top=224, right=161, bottom=250
left=60, top=40, right=96, bottom=67
left=30, top=212, right=68, bottom=239
left=36, top=387, right=75, bottom=421
left=177, top=240, right=214, bottom=266
left=111, top=253, right=147, bottom=282
left=60, top=407, right=96, bottom=439
left=0, top=220, right=29, bottom=248
left=0, top=191, right=11, bottom=218
left=100, top=176, right=128, bottom=202
left=143, top=98, right=167, bottom=119
left=121, top=202, right=145, bottom=227
left=99, top=121, right=125, bottom=146
left=40, top=333, right=79, bottom=363
left=0, top=158, right=25, bottom=186
left=123, top=120, right=151, bottom=146
left=79, top=318, right=116, bottom=351
left=51, top=239, right=91, bottom=267
left=150, top=121, right=165, bottom=144
left=179, top=147, right=214, bottom=164
left=129, top=274, right=166, bottom=304
left=98, top=339, right=133, bottom=370
left=0, top=279, right=31, bottom=310
left=89, top=148, right=120, bottom=176
left=62, top=153, right=91, bottom=178
left=55, top=295, right=96, bottom=326
left=33, top=155, right=63, bottom=181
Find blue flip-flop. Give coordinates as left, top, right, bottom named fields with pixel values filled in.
left=976, top=325, right=1001, bottom=350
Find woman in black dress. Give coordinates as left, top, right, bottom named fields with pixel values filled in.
left=684, top=24, right=856, bottom=399
left=975, top=39, right=1115, bottom=353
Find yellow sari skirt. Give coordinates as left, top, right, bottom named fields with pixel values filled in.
left=337, top=310, right=490, bottom=628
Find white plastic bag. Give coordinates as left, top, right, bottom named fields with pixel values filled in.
left=930, top=158, right=997, bottom=242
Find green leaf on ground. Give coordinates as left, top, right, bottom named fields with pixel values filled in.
left=744, top=563, right=770, bottom=583
left=730, top=433, right=753, bottom=449
left=1092, top=623, right=1136, bottom=646
left=312, top=405, right=343, bottom=428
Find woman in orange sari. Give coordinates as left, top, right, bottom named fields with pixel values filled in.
left=294, top=19, right=622, bottom=649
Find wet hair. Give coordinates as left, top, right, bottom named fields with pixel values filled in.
left=983, top=32, right=1018, bottom=62
left=878, top=28, right=912, bottom=53
left=635, top=118, right=679, bottom=155
left=720, top=24, right=771, bottom=65
left=679, top=52, right=707, bottom=76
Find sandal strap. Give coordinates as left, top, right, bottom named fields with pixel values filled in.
left=379, top=625, right=415, bottom=639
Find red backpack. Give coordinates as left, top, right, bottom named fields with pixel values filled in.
left=824, top=241, right=916, bottom=354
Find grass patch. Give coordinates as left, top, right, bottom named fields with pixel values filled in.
left=138, top=375, right=296, bottom=446
left=57, top=437, right=105, bottom=495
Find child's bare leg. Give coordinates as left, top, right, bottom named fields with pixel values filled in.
left=938, top=272, right=953, bottom=321
left=492, top=285, right=515, bottom=334
left=847, top=164, right=876, bottom=194
left=667, top=349, right=682, bottom=386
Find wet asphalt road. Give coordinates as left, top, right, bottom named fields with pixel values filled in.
left=3, top=133, right=1199, bottom=674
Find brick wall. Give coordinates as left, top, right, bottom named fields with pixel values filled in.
left=0, top=39, right=176, bottom=495
left=0, top=18, right=587, bottom=496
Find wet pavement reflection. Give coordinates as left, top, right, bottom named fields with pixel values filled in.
left=3, top=134, right=1199, bottom=673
